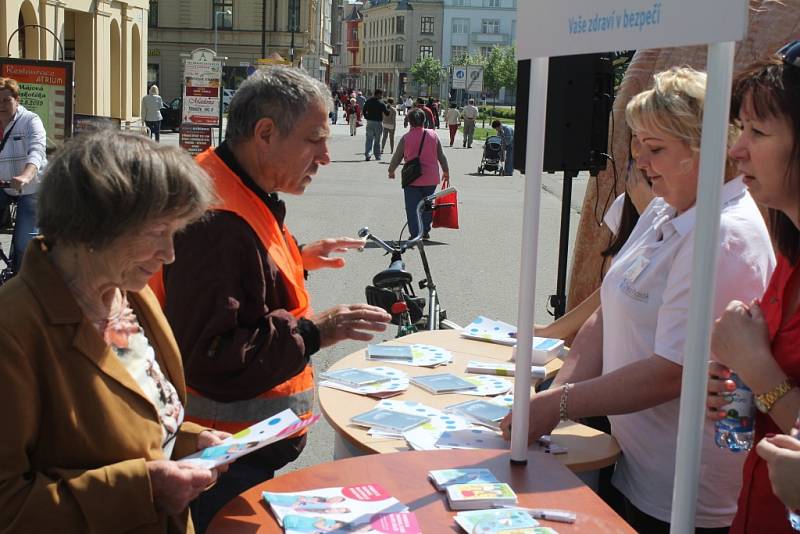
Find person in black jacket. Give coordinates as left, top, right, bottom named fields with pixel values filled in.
left=362, top=89, right=388, bottom=161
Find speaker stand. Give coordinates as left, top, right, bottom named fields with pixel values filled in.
left=548, top=170, right=577, bottom=319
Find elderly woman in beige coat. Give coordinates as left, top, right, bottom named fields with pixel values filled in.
left=0, top=131, right=225, bottom=533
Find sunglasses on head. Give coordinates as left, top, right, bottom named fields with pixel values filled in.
left=778, top=40, right=800, bottom=68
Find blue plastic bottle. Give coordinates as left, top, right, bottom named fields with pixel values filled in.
left=714, top=372, right=755, bottom=452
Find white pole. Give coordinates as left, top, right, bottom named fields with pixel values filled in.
left=510, top=56, right=549, bottom=463
left=669, top=40, right=736, bottom=532
left=214, top=11, right=219, bottom=54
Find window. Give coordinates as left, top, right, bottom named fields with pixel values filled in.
left=148, top=0, right=158, bottom=27
left=394, top=44, right=404, bottom=62
left=214, top=0, right=233, bottom=30
left=454, top=0, right=466, bottom=6
left=480, top=46, right=493, bottom=57
left=451, top=46, right=467, bottom=60
left=481, top=19, right=500, bottom=34
left=484, top=0, right=500, bottom=7
left=420, top=16, right=434, bottom=34
left=419, top=45, right=433, bottom=59
left=287, top=0, right=299, bottom=32
left=452, top=18, right=468, bottom=33
left=396, top=16, right=405, bottom=34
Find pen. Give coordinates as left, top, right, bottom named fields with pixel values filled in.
left=493, top=505, right=576, bottom=523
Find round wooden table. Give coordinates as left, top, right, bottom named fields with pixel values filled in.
left=207, top=448, right=635, bottom=533
left=318, top=329, right=620, bottom=472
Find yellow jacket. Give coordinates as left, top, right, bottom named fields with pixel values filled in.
left=0, top=238, right=205, bottom=533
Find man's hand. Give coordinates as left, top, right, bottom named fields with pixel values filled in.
left=10, top=167, right=36, bottom=192
left=301, top=238, right=366, bottom=271
left=147, top=460, right=216, bottom=515
left=312, top=304, right=392, bottom=348
left=388, top=171, right=395, bottom=180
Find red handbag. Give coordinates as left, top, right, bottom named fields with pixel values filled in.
left=432, top=177, right=459, bottom=229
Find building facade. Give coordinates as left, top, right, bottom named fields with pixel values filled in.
left=1, top=0, right=149, bottom=120
left=359, top=0, right=443, bottom=99
left=148, top=0, right=332, bottom=102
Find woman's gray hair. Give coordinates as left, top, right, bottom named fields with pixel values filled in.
left=38, top=130, right=216, bottom=249
left=407, top=108, right=425, bottom=128
left=225, top=66, right=333, bottom=143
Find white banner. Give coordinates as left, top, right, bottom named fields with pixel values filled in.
left=465, top=66, right=483, bottom=92
left=518, top=0, right=748, bottom=58
left=452, top=66, right=467, bottom=89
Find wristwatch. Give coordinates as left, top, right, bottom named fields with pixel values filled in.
left=754, top=378, right=796, bottom=413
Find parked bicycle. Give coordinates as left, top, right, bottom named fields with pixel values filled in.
left=0, top=179, right=17, bottom=284
left=359, top=187, right=460, bottom=337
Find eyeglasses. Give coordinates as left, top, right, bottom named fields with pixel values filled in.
left=778, top=40, right=800, bottom=68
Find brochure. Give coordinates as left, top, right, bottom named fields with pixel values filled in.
left=461, top=316, right=564, bottom=364
left=350, top=408, right=429, bottom=433
left=428, top=468, right=500, bottom=490
left=410, top=373, right=477, bottom=394
left=466, top=360, right=547, bottom=380
left=178, top=409, right=319, bottom=469
left=319, top=366, right=410, bottom=398
left=263, top=484, right=420, bottom=534
left=320, top=367, right=390, bottom=387
left=454, top=508, right=540, bottom=534
left=446, top=482, right=518, bottom=510
left=444, top=399, right=510, bottom=430
left=367, top=343, right=454, bottom=367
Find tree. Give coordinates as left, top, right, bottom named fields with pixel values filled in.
left=484, top=46, right=517, bottom=103
left=451, top=52, right=486, bottom=68
left=410, top=56, right=444, bottom=97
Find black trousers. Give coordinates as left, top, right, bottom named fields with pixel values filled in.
left=622, top=496, right=729, bottom=534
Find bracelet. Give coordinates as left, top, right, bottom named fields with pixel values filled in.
left=559, top=383, right=573, bottom=421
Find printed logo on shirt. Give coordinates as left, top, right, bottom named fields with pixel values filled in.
left=618, top=278, right=650, bottom=303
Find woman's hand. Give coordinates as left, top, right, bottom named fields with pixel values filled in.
left=706, top=361, right=736, bottom=421
left=710, top=299, right=771, bottom=383
left=757, top=434, right=800, bottom=510
left=442, top=171, right=450, bottom=182
left=147, top=460, right=216, bottom=515
left=499, top=388, right=561, bottom=445
left=313, top=304, right=392, bottom=348
left=197, top=429, right=232, bottom=473
left=301, top=238, right=365, bottom=271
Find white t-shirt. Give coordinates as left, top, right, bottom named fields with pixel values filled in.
left=600, top=176, right=775, bottom=527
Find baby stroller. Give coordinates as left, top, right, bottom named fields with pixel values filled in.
left=478, top=135, right=504, bottom=175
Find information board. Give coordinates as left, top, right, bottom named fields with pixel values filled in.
left=179, top=125, right=213, bottom=156
left=182, top=60, right=222, bottom=126
left=0, top=59, right=74, bottom=151
left=466, top=66, right=483, bottom=92
left=452, top=66, right=467, bottom=90
left=518, top=0, right=748, bottom=58
left=73, top=114, right=121, bottom=136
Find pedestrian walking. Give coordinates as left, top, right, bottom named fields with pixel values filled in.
left=381, top=98, right=397, bottom=154
left=462, top=98, right=479, bottom=148
left=444, top=103, right=461, bottom=147
left=362, top=89, right=388, bottom=161
left=388, top=109, right=450, bottom=240
left=346, top=98, right=361, bottom=136
left=141, top=84, right=163, bottom=142
left=492, top=119, right=515, bottom=176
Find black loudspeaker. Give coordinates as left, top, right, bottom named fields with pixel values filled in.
left=514, top=54, right=614, bottom=175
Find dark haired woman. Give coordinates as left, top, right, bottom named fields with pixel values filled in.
left=706, top=42, right=800, bottom=533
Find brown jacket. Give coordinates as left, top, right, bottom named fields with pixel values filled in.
left=0, top=239, right=205, bottom=533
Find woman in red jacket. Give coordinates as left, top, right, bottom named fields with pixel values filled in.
left=706, top=41, right=800, bottom=533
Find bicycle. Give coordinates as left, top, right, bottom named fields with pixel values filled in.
left=0, top=179, right=17, bottom=285
left=358, top=186, right=461, bottom=337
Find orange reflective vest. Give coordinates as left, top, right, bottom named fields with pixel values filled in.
left=149, top=147, right=315, bottom=434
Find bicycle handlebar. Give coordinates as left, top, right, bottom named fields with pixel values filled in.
left=359, top=186, right=457, bottom=254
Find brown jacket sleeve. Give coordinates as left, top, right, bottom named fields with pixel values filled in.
left=164, top=212, right=310, bottom=403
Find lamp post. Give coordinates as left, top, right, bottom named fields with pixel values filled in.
left=213, top=8, right=232, bottom=54
left=289, top=0, right=298, bottom=66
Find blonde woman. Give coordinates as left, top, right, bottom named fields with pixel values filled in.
left=502, top=67, right=776, bottom=532
left=141, top=84, right=164, bottom=142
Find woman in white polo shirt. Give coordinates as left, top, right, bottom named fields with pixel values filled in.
left=501, top=67, right=776, bottom=533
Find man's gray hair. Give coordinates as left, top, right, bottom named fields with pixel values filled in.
left=225, top=66, right=332, bottom=143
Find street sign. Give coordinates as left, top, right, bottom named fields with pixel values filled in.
left=465, top=66, right=483, bottom=92
left=452, top=66, right=467, bottom=89
left=518, top=0, right=748, bottom=58
left=179, top=125, right=213, bottom=156
left=182, top=59, right=222, bottom=127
